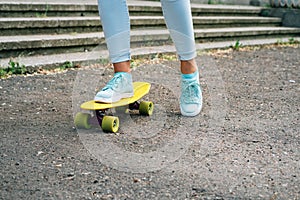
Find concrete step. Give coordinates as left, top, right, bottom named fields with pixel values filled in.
left=194, top=26, right=300, bottom=41
left=1, top=26, right=300, bottom=58
left=0, top=0, right=298, bottom=70
left=0, top=16, right=282, bottom=36
left=192, top=16, right=281, bottom=28
left=1, top=37, right=299, bottom=70
left=190, top=3, right=262, bottom=16
left=0, top=17, right=103, bottom=36
left=0, top=1, right=263, bottom=17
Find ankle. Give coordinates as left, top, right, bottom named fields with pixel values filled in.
left=180, top=59, right=197, bottom=74
left=113, top=60, right=131, bottom=73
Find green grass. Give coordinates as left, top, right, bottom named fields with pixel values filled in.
left=208, top=0, right=218, bottom=4
left=288, top=38, right=299, bottom=44
left=0, top=60, right=28, bottom=78
left=230, top=40, right=243, bottom=51
left=0, top=60, right=80, bottom=79
left=59, top=61, right=73, bottom=70
left=276, top=38, right=300, bottom=45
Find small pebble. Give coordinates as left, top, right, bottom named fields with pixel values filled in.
left=133, top=178, right=140, bottom=183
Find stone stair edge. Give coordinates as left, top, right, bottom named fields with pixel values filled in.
left=1, top=37, right=299, bottom=70
left=1, top=27, right=300, bottom=52
left=0, top=1, right=263, bottom=12
left=0, top=16, right=282, bottom=30
left=0, top=26, right=295, bottom=43
left=0, top=16, right=281, bottom=20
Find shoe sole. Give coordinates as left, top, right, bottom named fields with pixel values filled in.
left=94, top=92, right=134, bottom=103
left=180, top=103, right=203, bottom=117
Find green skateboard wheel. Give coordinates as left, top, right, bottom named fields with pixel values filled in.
left=102, top=116, right=119, bottom=133
left=74, top=112, right=92, bottom=129
left=139, top=101, right=154, bottom=116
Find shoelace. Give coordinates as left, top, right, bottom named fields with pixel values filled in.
left=102, top=73, right=123, bottom=91
left=181, top=80, right=201, bottom=103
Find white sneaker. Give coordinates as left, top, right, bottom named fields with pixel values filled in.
left=180, top=77, right=203, bottom=117
left=94, top=72, right=134, bottom=103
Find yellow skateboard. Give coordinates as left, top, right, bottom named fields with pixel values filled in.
left=74, top=82, right=154, bottom=133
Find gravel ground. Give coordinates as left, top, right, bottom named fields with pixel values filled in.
left=0, top=45, right=299, bottom=199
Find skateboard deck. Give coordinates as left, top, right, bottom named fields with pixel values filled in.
left=74, top=82, right=153, bottom=133
left=81, top=82, right=151, bottom=110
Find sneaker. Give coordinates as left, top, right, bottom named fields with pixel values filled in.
left=180, top=78, right=202, bottom=117
left=94, top=72, right=134, bottom=103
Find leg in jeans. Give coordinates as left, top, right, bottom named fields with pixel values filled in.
left=97, top=0, right=130, bottom=64
left=95, top=0, right=133, bottom=103
left=95, top=0, right=202, bottom=116
left=161, top=0, right=202, bottom=116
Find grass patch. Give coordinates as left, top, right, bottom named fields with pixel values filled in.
left=208, top=0, right=220, bottom=4
left=276, top=38, right=300, bottom=46
left=230, top=40, right=243, bottom=51
left=202, top=39, right=299, bottom=58
left=0, top=60, right=81, bottom=79
left=0, top=60, right=29, bottom=78
left=59, top=61, right=74, bottom=70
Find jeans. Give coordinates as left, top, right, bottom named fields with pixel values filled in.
left=98, top=0, right=196, bottom=63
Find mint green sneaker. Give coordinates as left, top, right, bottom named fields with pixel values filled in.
left=94, top=72, right=134, bottom=103
left=180, top=77, right=203, bottom=117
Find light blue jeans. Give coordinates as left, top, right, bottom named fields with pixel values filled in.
left=98, top=0, right=196, bottom=63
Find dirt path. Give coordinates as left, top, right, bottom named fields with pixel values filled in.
left=1, top=45, right=299, bottom=199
